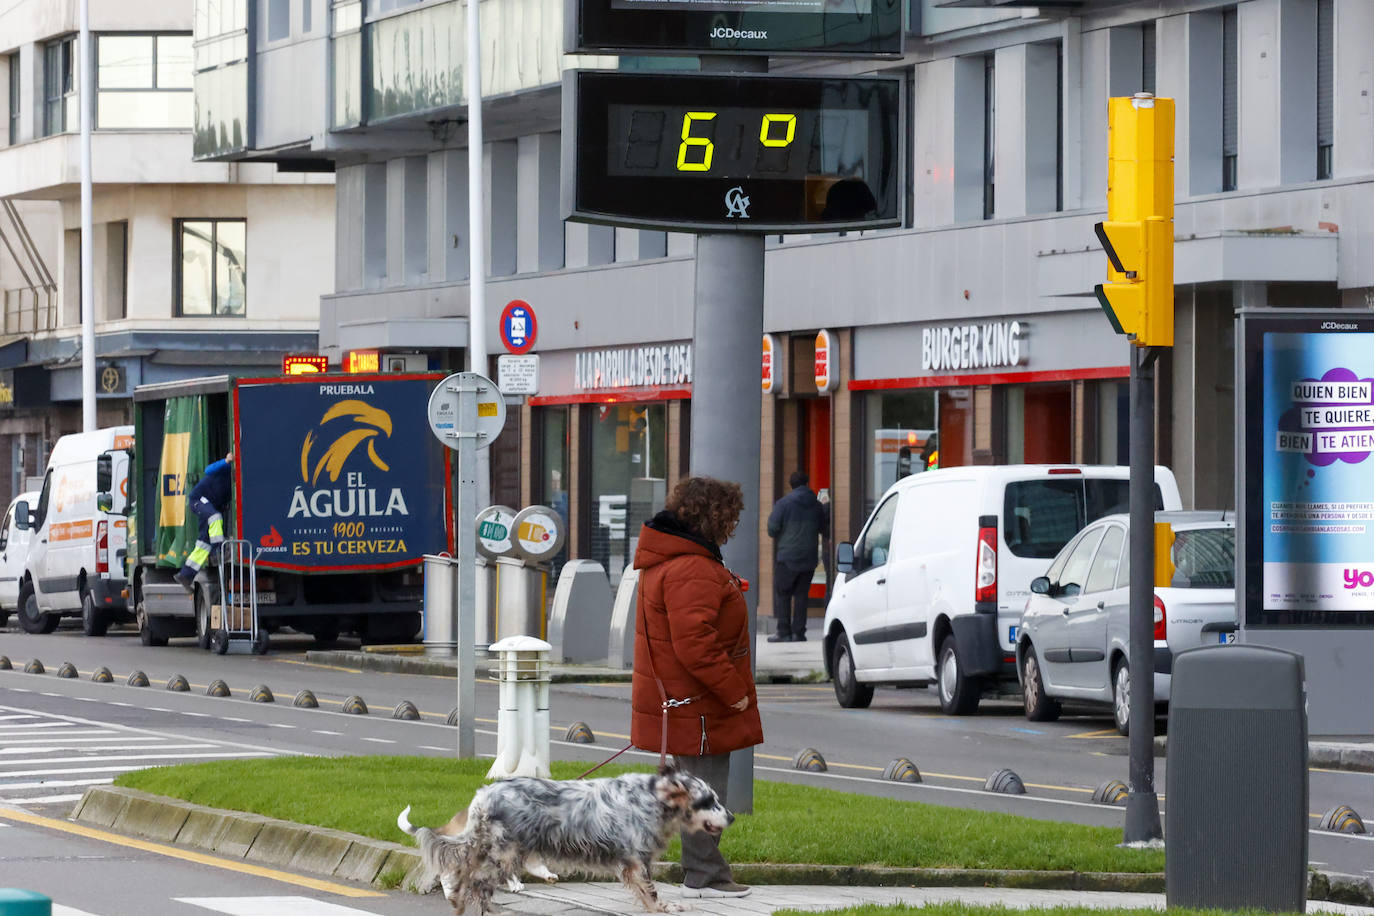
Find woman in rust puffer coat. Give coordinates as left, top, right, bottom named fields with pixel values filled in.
left=630, top=475, right=762, bottom=899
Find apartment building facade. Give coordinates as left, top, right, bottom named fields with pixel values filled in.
left=0, top=0, right=335, bottom=507
left=192, top=0, right=1373, bottom=605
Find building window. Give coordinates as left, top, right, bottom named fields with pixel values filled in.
left=8, top=54, right=20, bottom=144
left=982, top=54, right=995, bottom=220
left=175, top=219, right=246, bottom=316
left=106, top=221, right=128, bottom=320
left=1316, top=0, right=1333, bottom=180
left=267, top=0, right=292, bottom=41
left=43, top=36, right=76, bottom=137
left=96, top=34, right=193, bottom=129
left=1055, top=43, right=1063, bottom=212
left=1221, top=7, right=1237, bottom=191
left=1141, top=21, right=1156, bottom=96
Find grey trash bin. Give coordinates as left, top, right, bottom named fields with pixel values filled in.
left=1165, top=644, right=1307, bottom=912
left=495, top=556, right=548, bottom=640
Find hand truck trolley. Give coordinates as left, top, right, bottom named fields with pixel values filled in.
left=210, top=538, right=268, bottom=655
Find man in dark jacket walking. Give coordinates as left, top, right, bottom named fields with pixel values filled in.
left=766, top=470, right=827, bottom=642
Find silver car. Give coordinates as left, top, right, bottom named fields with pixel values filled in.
left=1015, top=510, right=1236, bottom=734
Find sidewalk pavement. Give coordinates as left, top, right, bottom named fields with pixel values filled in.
left=311, top=633, right=1374, bottom=772
left=490, top=880, right=1374, bottom=915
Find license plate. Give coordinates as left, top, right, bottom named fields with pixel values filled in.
left=1008, top=625, right=1019, bottom=644
left=256, top=592, right=276, bottom=605
left=1218, top=631, right=1236, bottom=644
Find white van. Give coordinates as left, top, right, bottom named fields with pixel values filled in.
left=0, top=491, right=39, bottom=628
left=822, top=464, right=1182, bottom=715
left=15, top=427, right=134, bottom=636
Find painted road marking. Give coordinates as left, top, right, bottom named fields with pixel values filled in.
left=177, top=896, right=386, bottom=914
left=0, top=807, right=385, bottom=898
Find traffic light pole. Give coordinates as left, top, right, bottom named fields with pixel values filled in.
left=1124, top=344, right=1163, bottom=844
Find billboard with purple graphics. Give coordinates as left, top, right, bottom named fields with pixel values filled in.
left=1259, top=328, right=1374, bottom=616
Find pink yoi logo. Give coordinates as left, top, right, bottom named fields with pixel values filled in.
left=1343, top=569, right=1374, bottom=589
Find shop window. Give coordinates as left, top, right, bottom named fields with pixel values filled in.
left=1003, top=382, right=1071, bottom=465
left=588, top=402, right=667, bottom=588
left=938, top=388, right=974, bottom=469
left=861, top=390, right=936, bottom=517
left=535, top=407, right=570, bottom=577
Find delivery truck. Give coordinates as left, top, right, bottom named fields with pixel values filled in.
left=106, top=373, right=452, bottom=648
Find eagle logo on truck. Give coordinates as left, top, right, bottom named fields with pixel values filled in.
left=300, top=400, right=393, bottom=484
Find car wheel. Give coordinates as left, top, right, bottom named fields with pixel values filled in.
left=831, top=633, right=874, bottom=709
left=310, top=628, right=340, bottom=648
left=937, top=634, right=981, bottom=715
left=252, top=631, right=270, bottom=655
left=0, top=609, right=9, bottom=628
left=137, top=604, right=169, bottom=647
left=81, top=592, right=109, bottom=638
left=1021, top=646, right=1061, bottom=722
left=1113, top=659, right=1131, bottom=736
left=18, top=581, right=57, bottom=635
left=194, top=587, right=212, bottom=650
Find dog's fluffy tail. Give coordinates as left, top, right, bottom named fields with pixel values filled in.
left=397, top=804, right=418, bottom=837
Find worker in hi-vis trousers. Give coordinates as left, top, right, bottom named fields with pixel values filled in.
left=175, top=452, right=233, bottom=592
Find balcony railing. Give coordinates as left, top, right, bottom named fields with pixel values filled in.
left=0, top=200, right=59, bottom=336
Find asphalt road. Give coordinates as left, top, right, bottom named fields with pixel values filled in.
left=2, top=620, right=1373, bottom=885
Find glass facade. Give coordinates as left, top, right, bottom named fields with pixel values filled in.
left=586, top=402, right=667, bottom=588
left=367, top=1, right=462, bottom=123
left=176, top=219, right=247, bottom=316
left=96, top=35, right=193, bottom=129
left=193, top=0, right=250, bottom=158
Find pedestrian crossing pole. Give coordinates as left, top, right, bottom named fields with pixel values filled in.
left=1093, top=93, right=1175, bottom=845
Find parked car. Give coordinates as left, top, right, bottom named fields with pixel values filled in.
left=0, top=491, right=39, bottom=628
left=1015, top=510, right=1237, bottom=734
left=15, top=426, right=134, bottom=636
left=823, top=465, right=1183, bottom=715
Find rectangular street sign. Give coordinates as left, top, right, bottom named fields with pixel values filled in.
left=498, top=354, right=540, bottom=395
left=567, top=0, right=903, bottom=57
left=563, top=70, right=903, bottom=234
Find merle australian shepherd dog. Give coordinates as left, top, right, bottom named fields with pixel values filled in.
left=398, top=767, right=733, bottom=914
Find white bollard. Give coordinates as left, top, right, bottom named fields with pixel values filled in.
left=486, top=635, right=552, bottom=779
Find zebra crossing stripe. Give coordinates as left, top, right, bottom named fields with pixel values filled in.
left=176, top=897, right=387, bottom=915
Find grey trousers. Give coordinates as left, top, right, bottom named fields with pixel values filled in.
left=671, top=752, right=735, bottom=888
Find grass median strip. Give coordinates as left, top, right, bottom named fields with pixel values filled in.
left=116, top=757, right=1162, bottom=874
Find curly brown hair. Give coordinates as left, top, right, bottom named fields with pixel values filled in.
left=665, top=476, right=745, bottom=546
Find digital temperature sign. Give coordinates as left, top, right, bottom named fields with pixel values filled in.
left=563, top=70, right=902, bottom=233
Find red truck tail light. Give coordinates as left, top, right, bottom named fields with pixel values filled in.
left=1153, top=594, right=1167, bottom=641
left=95, top=520, right=108, bottom=575
left=975, top=520, right=997, bottom=604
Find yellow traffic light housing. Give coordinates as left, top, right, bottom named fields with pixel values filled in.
left=1094, top=94, right=1175, bottom=348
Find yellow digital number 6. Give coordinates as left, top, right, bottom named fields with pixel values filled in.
left=677, top=111, right=717, bottom=172
left=759, top=113, right=796, bottom=147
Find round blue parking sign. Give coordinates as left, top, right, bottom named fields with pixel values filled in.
left=500, top=300, right=538, bottom=354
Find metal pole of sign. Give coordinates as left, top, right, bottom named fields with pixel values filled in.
left=1124, top=344, right=1162, bottom=843
left=465, top=0, right=490, bottom=510
left=455, top=381, right=479, bottom=758
left=689, top=56, right=766, bottom=815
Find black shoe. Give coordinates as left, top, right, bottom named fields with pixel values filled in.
left=766, top=633, right=792, bottom=643
left=793, top=633, right=806, bottom=641
left=173, top=571, right=195, bottom=594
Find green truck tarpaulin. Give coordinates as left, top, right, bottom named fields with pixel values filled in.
left=155, top=395, right=209, bottom=568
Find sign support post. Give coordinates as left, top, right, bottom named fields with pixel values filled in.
left=428, top=373, right=507, bottom=759
left=686, top=54, right=766, bottom=816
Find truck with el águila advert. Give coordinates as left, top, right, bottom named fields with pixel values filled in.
left=114, top=373, right=452, bottom=648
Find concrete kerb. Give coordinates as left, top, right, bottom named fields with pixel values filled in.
left=69, top=785, right=1374, bottom=907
